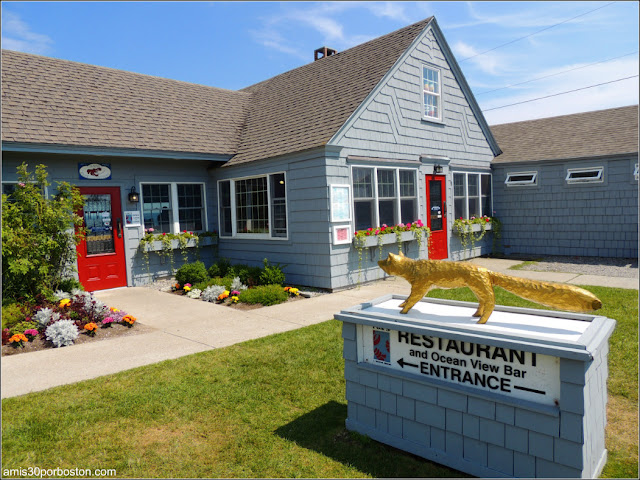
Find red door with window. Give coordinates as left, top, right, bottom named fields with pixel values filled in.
left=76, top=187, right=128, bottom=291
left=425, top=175, right=448, bottom=259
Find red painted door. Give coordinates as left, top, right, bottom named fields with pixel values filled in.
left=425, top=175, right=448, bottom=259
left=76, top=187, right=127, bottom=291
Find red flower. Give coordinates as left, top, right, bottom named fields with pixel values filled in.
left=162, top=232, right=166, bottom=236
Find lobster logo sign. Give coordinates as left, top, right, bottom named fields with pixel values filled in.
left=372, top=330, right=391, bottom=365
left=79, top=163, right=112, bottom=180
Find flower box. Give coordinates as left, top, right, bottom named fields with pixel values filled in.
left=144, top=236, right=218, bottom=252
left=452, top=223, right=492, bottom=235
left=353, top=231, right=417, bottom=248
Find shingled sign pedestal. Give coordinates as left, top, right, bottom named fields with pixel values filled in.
left=335, top=295, right=615, bottom=478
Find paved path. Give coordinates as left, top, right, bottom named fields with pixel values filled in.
left=2, top=259, right=636, bottom=399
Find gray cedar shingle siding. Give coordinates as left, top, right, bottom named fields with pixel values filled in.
left=1, top=50, right=250, bottom=155
left=491, top=105, right=639, bottom=164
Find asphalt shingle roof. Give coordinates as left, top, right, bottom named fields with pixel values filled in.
left=1, top=50, right=251, bottom=156
left=2, top=17, right=433, bottom=165
left=490, top=105, right=639, bottom=164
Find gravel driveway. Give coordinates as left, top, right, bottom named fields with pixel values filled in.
left=516, top=256, right=638, bottom=278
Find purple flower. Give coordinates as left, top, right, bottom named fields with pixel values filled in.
left=231, top=290, right=241, bottom=296
left=102, top=317, right=114, bottom=324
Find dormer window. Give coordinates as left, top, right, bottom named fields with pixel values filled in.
left=422, top=65, right=442, bottom=121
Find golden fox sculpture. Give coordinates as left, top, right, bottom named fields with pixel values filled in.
left=378, top=253, right=602, bottom=324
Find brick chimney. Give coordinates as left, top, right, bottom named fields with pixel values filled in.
left=314, top=47, right=337, bottom=61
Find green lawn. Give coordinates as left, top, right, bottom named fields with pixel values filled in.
left=2, top=286, right=637, bottom=478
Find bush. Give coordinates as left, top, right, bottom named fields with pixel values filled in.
left=259, top=258, right=286, bottom=286
left=2, top=163, right=85, bottom=301
left=2, top=303, right=25, bottom=331
left=209, top=258, right=232, bottom=278
left=9, top=320, right=39, bottom=336
left=45, top=319, right=79, bottom=348
left=194, top=276, right=235, bottom=292
left=238, top=285, right=289, bottom=306
left=175, top=261, right=209, bottom=286
left=33, top=307, right=61, bottom=329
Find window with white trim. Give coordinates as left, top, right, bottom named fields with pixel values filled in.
left=141, top=182, right=206, bottom=233
left=453, top=172, right=492, bottom=220
left=422, top=65, right=442, bottom=121
left=505, top=171, right=538, bottom=186
left=565, top=167, right=604, bottom=184
left=217, top=172, right=287, bottom=239
left=352, top=166, right=417, bottom=230
left=634, top=163, right=638, bottom=181
left=3, top=181, right=48, bottom=203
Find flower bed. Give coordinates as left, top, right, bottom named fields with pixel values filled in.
left=1, top=290, right=148, bottom=356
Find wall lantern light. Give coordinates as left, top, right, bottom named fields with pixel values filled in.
left=128, top=186, right=140, bottom=203
left=434, top=164, right=443, bottom=174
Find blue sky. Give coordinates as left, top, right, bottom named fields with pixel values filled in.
left=2, top=1, right=638, bottom=124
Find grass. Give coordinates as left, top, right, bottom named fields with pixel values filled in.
left=507, top=259, right=541, bottom=270
left=1, top=286, right=637, bottom=478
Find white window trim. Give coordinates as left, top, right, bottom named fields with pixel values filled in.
left=139, top=181, right=208, bottom=233
left=350, top=165, right=418, bottom=229
left=505, top=171, right=538, bottom=187
left=216, top=172, right=289, bottom=241
left=634, top=163, right=638, bottom=181
left=565, top=167, right=604, bottom=184
left=422, top=64, right=443, bottom=122
left=453, top=172, right=493, bottom=219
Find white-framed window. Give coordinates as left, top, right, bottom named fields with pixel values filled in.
left=422, top=65, right=442, bottom=121
left=140, top=182, right=207, bottom=233
left=634, top=163, right=638, bottom=181
left=565, top=167, right=604, bottom=184
left=2, top=181, right=47, bottom=202
left=505, top=171, right=538, bottom=186
left=453, top=172, right=492, bottom=220
left=352, top=166, right=417, bottom=230
left=217, top=172, right=287, bottom=239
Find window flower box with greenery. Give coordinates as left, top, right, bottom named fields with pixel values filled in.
left=138, top=230, right=218, bottom=278
left=353, top=220, right=430, bottom=283
left=452, top=216, right=502, bottom=254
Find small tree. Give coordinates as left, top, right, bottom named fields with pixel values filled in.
left=2, top=163, right=85, bottom=301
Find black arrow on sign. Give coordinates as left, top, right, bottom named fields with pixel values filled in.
left=397, top=358, right=419, bottom=369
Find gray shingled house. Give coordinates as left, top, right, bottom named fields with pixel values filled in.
left=2, top=16, right=503, bottom=291
left=491, top=106, right=638, bottom=259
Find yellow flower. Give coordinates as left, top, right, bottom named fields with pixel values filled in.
left=59, top=298, right=71, bottom=308
left=183, top=286, right=191, bottom=292
left=231, top=296, right=239, bottom=303
left=110, top=307, right=120, bottom=313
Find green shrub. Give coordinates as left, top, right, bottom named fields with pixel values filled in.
left=259, top=258, right=286, bottom=286
left=10, top=320, right=39, bottom=336
left=2, top=303, right=25, bottom=330
left=194, top=276, right=234, bottom=292
left=227, top=264, right=262, bottom=286
left=175, top=261, right=209, bottom=286
left=209, top=258, right=232, bottom=278
left=238, top=285, right=288, bottom=306
left=2, top=163, right=85, bottom=301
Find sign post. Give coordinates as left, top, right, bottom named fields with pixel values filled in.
left=335, top=295, right=615, bottom=478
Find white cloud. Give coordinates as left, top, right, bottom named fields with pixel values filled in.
left=482, top=57, right=640, bottom=124
left=451, top=40, right=514, bottom=76
left=1, top=10, right=53, bottom=54
left=250, top=2, right=416, bottom=60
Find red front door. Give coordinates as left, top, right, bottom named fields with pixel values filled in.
left=76, top=187, right=128, bottom=291
left=425, top=175, right=448, bottom=260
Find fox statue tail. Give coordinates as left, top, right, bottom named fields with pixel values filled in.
left=489, top=271, right=602, bottom=313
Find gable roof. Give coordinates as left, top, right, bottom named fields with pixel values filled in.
left=2, top=16, right=500, bottom=166
left=491, top=105, right=639, bottom=164
left=229, top=17, right=433, bottom=166
left=1, top=49, right=250, bottom=157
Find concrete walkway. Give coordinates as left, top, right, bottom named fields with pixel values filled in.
left=2, top=259, right=636, bottom=399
